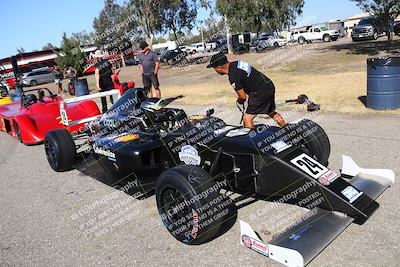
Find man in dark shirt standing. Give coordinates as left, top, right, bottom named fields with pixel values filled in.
left=138, top=41, right=161, bottom=98
left=95, top=59, right=114, bottom=113
left=207, top=52, right=286, bottom=129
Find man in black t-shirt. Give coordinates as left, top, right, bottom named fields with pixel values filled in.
left=207, top=52, right=286, bottom=128
left=95, top=59, right=114, bottom=113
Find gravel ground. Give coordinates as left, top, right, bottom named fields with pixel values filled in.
left=0, top=106, right=399, bottom=267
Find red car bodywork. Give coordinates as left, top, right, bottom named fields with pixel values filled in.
left=112, top=73, right=135, bottom=96
left=0, top=96, right=100, bottom=145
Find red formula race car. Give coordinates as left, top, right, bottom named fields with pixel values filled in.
left=0, top=88, right=101, bottom=145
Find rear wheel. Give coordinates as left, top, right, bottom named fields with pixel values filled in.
left=44, top=129, right=76, bottom=172
left=156, top=165, right=234, bottom=245
left=273, top=42, right=280, bottom=48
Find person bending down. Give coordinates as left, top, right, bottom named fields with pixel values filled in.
left=207, top=52, right=286, bottom=129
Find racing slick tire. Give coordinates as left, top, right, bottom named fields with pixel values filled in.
left=156, top=165, right=234, bottom=245
left=44, top=129, right=76, bottom=172
left=297, top=120, right=330, bottom=166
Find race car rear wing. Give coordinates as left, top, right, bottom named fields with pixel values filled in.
left=60, top=89, right=121, bottom=127
left=240, top=155, right=395, bottom=267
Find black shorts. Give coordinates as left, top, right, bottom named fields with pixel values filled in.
left=142, top=73, right=160, bottom=92
left=246, top=88, right=276, bottom=116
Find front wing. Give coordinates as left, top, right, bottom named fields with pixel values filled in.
left=240, top=155, right=395, bottom=266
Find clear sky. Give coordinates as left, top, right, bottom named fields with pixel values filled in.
left=0, top=0, right=363, bottom=59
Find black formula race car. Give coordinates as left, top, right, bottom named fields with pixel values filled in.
left=44, top=88, right=395, bottom=266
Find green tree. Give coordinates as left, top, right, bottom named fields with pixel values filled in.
left=71, top=31, right=96, bottom=46
left=16, top=47, right=25, bottom=54
left=128, top=0, right=210, bottom=45
left=93, top=0, right=139, bottom=53
left=156, top=0, right=198, bottom=40
left=352, top=0, right=400, bottom=40
left=42, top=43, right=56, bottom=50
left=128, top=0, right=164, bottom=47
left=216, top=0, right=304, bottom=53
left=55, top=33, right=86, bottom=76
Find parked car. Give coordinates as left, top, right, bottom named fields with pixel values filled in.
left=252, top=35, right=288, bottom=50
left=216, top=40, right=250, bottom=54
left=125, top=56, right=140, bottom=66
left=21, top=69, right=56, bottom=86
left=186, top=43, right=206, bottom=54
left=0, top=88, right=100, bottom=145
left=352, top=16, right=385, bottom=41
left=205, top=42, right=217, bottom=51
left=295, top=27, right=340, bottom=44
left=179, top=46, right=190, bottom=53
left=394, top=21, right=400, bottom=36
left=159, top=48, right=187, bottom=64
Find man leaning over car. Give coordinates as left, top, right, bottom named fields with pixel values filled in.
left=207, top=52, right=286, bottom=129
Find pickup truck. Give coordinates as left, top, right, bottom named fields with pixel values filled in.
left=352, top=16, right=385, bottom=41
left=293, top=27, right=340, bottom=44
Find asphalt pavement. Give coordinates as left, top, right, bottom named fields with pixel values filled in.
left=0, top=106, right=399, bottom=267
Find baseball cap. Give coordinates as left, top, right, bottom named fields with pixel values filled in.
left=139, top=40, right=149, bottom=50
left=207, top=52, right=228, bottom=68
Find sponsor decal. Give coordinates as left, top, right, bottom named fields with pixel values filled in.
left=93, top=145, right=116, bottom=159
left=318, top=170, right=338, bottom=186
left=241, top=235, right=269, bottom=256
left=191, top=209, right=199, bottom=239
left=237, top=61, right=252, bottom=77
left=271, top=140, right=292, bottom=154
left=289, top=225, right=311, bottom=241
left=242, top=235, right=252, bottom=248
left=226, top=128, right=251, bottom=137
left=115, top=134, right=140, bottom=143
left=341, top=186, right=363, bottom=203
left=290, top=153, right=329, bottom=179
left=179, top=145, right=201, bottom=165
left=188, top=174, right=200, bottom=184
left=214, top=126, right=235, bottom=136
left=188, top=115, right=205, bottom=121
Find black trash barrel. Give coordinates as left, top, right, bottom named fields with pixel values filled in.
left=75, top=78, right=89, bottom=97
left=367, top=57, right=400, bottom=110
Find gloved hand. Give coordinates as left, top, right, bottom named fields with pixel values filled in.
left=236, top=100, right=245, bottom=113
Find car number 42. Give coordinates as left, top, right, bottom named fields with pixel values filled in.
left=290, top=154, right=329, bottom=179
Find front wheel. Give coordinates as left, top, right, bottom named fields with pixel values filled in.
left=296, top=120, right=330, bottom=166
left=156, top=165, right=235, bottom=245
left=45, top=129, right=76, bottom=172
left=298, top=37, right=306, bottom=44
left=373, top=31, right=378, bottom=40
left=273, top=42, right=280, bottom=48
left=323, top=34, right=331, bottom=42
